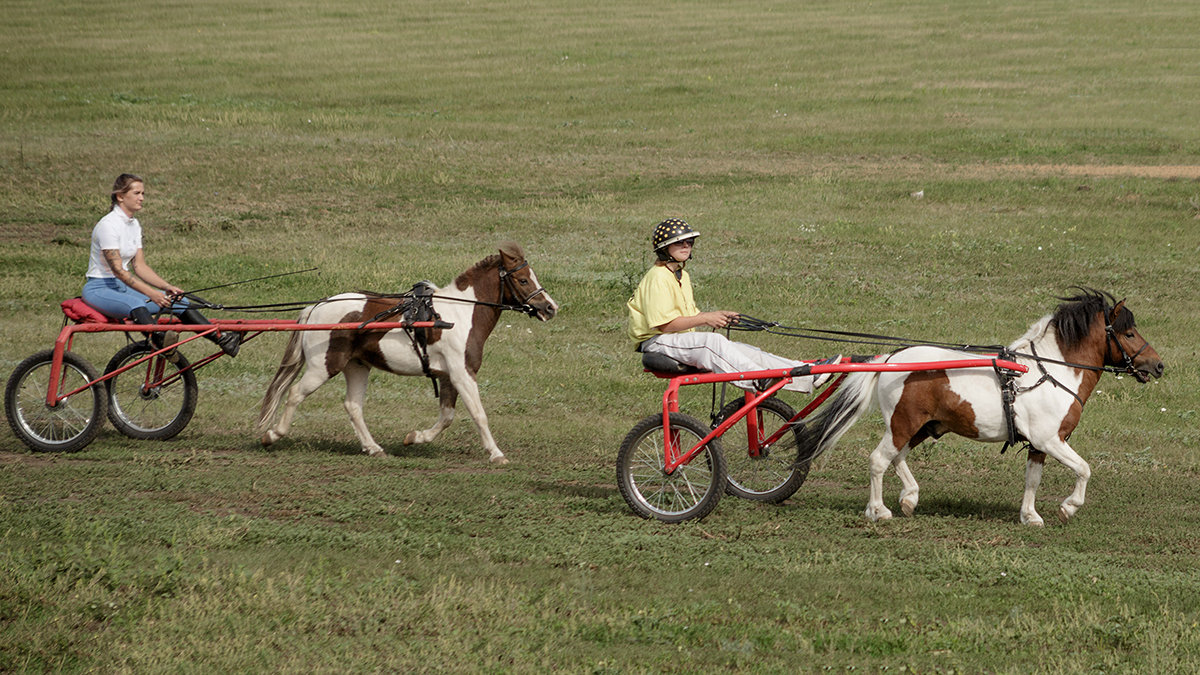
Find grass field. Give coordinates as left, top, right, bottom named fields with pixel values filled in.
left=3, top=0, right=1199, bottom=672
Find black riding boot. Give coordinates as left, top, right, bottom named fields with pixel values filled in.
left=129, top=306, right=169, bottom=349
left=179, top=308, right=241, bottom=357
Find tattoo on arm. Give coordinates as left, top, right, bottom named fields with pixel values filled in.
left=102, top=250, right=132, bottom=282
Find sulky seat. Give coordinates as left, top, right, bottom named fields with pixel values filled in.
left=641, top=350, right=706, bottom=376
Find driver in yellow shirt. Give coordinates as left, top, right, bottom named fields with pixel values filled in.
left=628, top=218, right=833, bottom=393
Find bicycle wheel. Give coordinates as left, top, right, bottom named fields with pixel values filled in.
left=104, top=341, right=198, bottom=440
left=714, top=396, right=810, bottom=503
left=5, top=349, right=106, bottom=453
left=617, top=412, right=726, bottom=523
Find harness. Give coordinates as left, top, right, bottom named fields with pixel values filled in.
left=994, top=344, right=1084, bottom=455
left=353, top=259, right=548, bottom=398
left=728, top=313, right=1147, bottom=457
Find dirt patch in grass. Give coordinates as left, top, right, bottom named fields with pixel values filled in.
left=0, top=450, right=60, bottom=466
left=998, top=164, right=1200, bottom=180
left=0, top=222, right=83, bottom=245
left=834, top=160, right=1200, bottom=181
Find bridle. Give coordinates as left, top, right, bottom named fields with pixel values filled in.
left=1104, top=321, right=1150, bottom=378
left=498, top=259, right=549, bottom=317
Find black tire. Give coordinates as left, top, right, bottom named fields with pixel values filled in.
left=5, top=349, right=106, bottom=453
left=104, top=342, right=198, bottom=441
left=714, top=396, right=810, bottom=503
left=617, top=413, right=726, bottom=523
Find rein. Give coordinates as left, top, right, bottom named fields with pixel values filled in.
left=731, top=314, right=1140, bottom=377
left=180, top=259, right=544, bottom=317
left=729, top=314, right=1008, bottom=353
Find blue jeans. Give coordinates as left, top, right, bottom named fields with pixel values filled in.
left=82, top=277, right=189, bottom=319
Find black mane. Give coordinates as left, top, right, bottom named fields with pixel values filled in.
left=1052, top=287, right=1134, bottom=349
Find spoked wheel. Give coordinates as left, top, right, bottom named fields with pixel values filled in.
left=617, top=413, right=726, bottom=523
left=104, top=342, right=198, bottom=440
left=714, top=396, right=810, bottom=503
left=5, top=349, right=106, bottom=453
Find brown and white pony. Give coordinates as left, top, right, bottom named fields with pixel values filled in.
left=800, top=289, right=1164, bottom=525
left=257, top=242, right=557, bottom=464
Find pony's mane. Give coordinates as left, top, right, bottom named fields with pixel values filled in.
left=1051, top=288, right=1133, bottom=350
left=1007, top=288, right=1134, bottom=352
left=454, top=242, right=525, bottom=289
left=1009, top=315, right=1053, bottom=351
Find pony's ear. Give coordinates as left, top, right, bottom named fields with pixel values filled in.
left=498, top=241, right=525, bottom=262
left=1109, top=298, right=1126, bottom=323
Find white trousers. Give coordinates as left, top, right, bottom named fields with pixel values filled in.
left=642, top=331, right=816, bottom=393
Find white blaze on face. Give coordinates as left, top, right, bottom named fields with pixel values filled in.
left=526, top=269, right=558, bottom=318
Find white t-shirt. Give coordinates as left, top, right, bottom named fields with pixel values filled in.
left=86, top=206, right=142, bottom=279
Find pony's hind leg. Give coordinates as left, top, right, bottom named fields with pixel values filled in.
left=894, top=451, right=920, bottom=517
left=894, top=429, right=930, bottom=516
left=342, top=362, right=386, bottom=457
left=865, top=435, right=901, bottom=522
left=1021, top=451, right=1047, bottom=526
left=262, top=366, right=333, bottom=448
left=404, top=374, right=456, bottom=446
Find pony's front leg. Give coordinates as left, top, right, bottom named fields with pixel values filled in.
left=865, top=438, right=898, bottom=522
left=446, top=370, right=507, bottom=465
left=404, top=375, right=456, bottom=445
left=342, top=362, right=386, bottom=456
left=1043, top=440, right=1091, bottom=523
left=1020, top=451, right=1047, bottom=526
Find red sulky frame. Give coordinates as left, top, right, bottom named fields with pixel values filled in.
left=652, top=356, right=1028, bottom=475
left=43, top=317, right=450, bottom=409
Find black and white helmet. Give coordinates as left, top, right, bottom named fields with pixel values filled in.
left=652, top=218, right=699, bottom=260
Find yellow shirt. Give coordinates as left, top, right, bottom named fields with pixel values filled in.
left=627, top=264, right=699, bottom=345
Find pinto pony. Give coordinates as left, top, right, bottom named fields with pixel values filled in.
left=257, top=242, right=558, bottom=464
left=800, top=289, right=1164, bottom=525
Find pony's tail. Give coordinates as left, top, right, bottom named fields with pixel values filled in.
left=797, top=361, right=883, bottom=464
left=256, top=306, right=313, bottom=431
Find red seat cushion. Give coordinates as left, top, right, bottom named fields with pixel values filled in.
left=61, top=298, right=120, bottom=324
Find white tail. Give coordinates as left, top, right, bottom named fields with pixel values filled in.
left=256, top=308, right=313, bottom=431
left=800, top=362, right=884, bottom=460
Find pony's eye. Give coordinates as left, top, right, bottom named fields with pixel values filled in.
left=1126, top=332, right=1135, bottom=339
left=519, top=279, right=528, bottom=285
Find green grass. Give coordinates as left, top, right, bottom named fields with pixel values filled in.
left=3, top=0, right=1200, bottom=672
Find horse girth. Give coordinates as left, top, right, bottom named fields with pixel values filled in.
left=359, top=282, right=444, bottom=398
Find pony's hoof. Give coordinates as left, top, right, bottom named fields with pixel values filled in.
left=489, top=455, right=509, bottom=466
left=865, top=506, right=892, bottom=522
left=260, top=431, right=277, bottom=448
left=403, top=431, right=417, bottom=445
left=900, top=500, right=916, bottom=517
left=1057, top=506, right=1072, bottom=524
